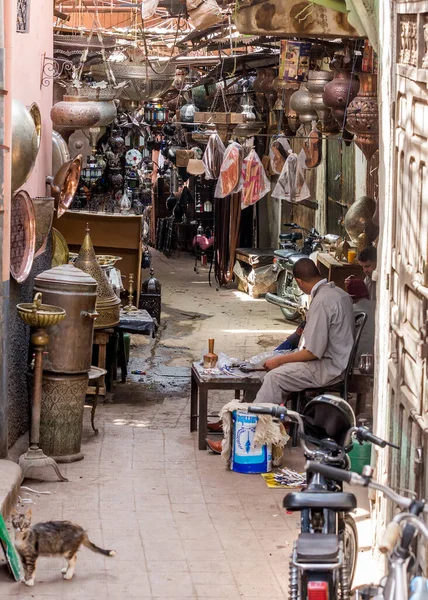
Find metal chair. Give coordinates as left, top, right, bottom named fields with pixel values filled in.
left=290, top=311, right=368, bottom=445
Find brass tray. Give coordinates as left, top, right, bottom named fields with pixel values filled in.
left=10, top=190, right=36, bottom=283
left=52, top=228, right=70, bottom=267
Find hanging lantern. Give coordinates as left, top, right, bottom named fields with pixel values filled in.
left=290, top=83, right=317, bottom=125
left=322, top=65, right=360, bottom=128
left=306, top=70, right=337, bottom=133
left=345, top=73, right=379, bottom=160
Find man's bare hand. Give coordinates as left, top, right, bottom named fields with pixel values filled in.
left=264, top=356, right=286, bottom=371
left=345, top=274, right=355, bottom=285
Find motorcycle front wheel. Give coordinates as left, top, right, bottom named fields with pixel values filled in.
left=344, top=513, right=359, bottom=584
left=277, top=270, right=305, bottom=322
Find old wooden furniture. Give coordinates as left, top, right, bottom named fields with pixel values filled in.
left=53, top=210, right=144, bottom=305
left=190, top=362, right=263, bottom=450
left=88, top=328, right=114, bottom=397
left=317, top=252, right=364, bottom=290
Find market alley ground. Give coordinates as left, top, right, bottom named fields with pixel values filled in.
left=1, top=251, right=372, bottom=599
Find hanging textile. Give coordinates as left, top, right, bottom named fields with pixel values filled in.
left=214, top=142, right=243, bottom=198
left=214, top=194, right=241, bottom=287
left=241, top=149, right=270, bottom=210
left=202, top=133, right=225, bottom=180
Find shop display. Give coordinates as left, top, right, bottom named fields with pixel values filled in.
left=50, top=95, right=101, bottom=141
left=202, top=133, right=226, bottom=179
left=269, top=137, right=292, bottom=174
left=346, top=73, right=379, bottom=159
left=74, top=227, right=121, bottom=329
left=322, top=57, right=360, bottom=127
left=215, top=142, right=243, bottom=198
left=46, top=154, right=83, bottom=218
left=11, top=99, right=42, bottom=193
left=34, top=264, right=98, bottom=374
left=10, top=190, right=36, bottom=283
left=290, top=82, right=318, bottom=125
left=16, top=293, right=68, bottom=481
left=241, top=150, right=270, bottom=209
left=306, top=69, right=336, bottom=132
left=272, top=152, right=311, bottom=204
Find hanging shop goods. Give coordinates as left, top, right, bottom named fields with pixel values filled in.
left=38, top=371, right=89, bottom=463
left=269, top=137, right=292, bottom=175
left=260, top=67, right=278, bottom=110
left=345, top=73, right=379, bottom=160
left=344, top=195, right=379, bottom=251
left=11, top=99, right=42, bottom=193
left=34, top=264, right=98, bottom=374
left=139, top=267, right=161, bottom=324
left=32, top=196, right=55, bottom=258
left=10, top=190, right=36, bottom=283
left=303, top=121, right=323, bottom=169
left=186, top=0, right=223, bottom=29
left=233, top=95, right=264, bottom=138
left=306, top=70, right=336, bottom=132
left=202, top=133, right=226, bottom=179
left=91, top=60, right=176, bottom=105
left=215, top=142, right=244, bottom=198
left=241, top=149, right=270, bottom=209
left=52, top=130, right=70, bottom=179
left=53, top=33, right=117, bottom=68
left=46, top=154, right=83, bottom=218
left=322, top=64, right=360, bottom=128
left=253, top=68, right=267, bottom=113
left=289, top=83, right=318, bottom=125
left=74, top=228, right=121, bottom=329
left=272, top=152, right=311, bottom=204
left=233, top=0, right=363, bottom=37
left=50, top=96, right=101, bottom=141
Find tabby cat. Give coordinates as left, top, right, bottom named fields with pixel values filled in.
left=11, top=509, right=116, bottom=586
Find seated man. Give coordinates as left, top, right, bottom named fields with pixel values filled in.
left=255, top=258, right=355, bottom=405
left=206, top=260, right=355, bottom=452
left=346, top=246, right=377, bottom=302
left=345, top=278, right=375, bottom=362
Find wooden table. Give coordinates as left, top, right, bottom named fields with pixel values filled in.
left=53, top=211, right=144, bottom=306
left=87, top=366, right=107, bottom=435
left=190, top=362, right=263, bottom=450
left=317, top=252, right=364, bottom=291
left=115, top=309, right=156, bottom=383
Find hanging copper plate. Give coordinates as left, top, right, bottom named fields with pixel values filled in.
left=52, top=228, right=70, bottom=267
left=10, top=190, right=36, bottom=283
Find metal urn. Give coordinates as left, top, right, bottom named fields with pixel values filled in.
left=74, top=227, right=121, bottom=329
left=344, top=196, right=379, bottom=251
left=306, top=70, right=337, bottom=133
left=345, top=73, right=379, bottom=160
left=34, top=264, right=98, bottom=374
left=322, top=67, right=360, bottom=127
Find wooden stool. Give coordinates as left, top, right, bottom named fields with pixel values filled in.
left=190, top=362, right=263, bottom=450
left=87, top=366, right=107, bottom=435
left=89, top=328, right=113, bottom=397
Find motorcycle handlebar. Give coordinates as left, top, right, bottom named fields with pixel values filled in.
left=353, top=427, right=400, bottom=450
left=248, top=405, right=288, bottom=418
left=305, top=461, right=353, bottom=484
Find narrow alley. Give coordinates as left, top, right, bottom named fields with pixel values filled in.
left=1, top=252, right=372, bottom=600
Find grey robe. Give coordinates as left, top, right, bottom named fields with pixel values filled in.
left=255, top=281, right=355, bottom=404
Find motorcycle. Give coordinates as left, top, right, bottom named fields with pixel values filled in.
left=248, top=398, right=398, bottom=600
left=266, top=223, right=340, bottom=321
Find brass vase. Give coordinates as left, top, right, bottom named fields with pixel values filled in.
left=290, top=83, right=317, bottom=124
left=345, top=73, right=379, bottom=160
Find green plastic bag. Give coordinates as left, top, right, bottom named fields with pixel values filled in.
left=0, top=514, right=22, bottom=581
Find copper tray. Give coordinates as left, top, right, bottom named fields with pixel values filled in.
left=52, top=228, right=70, bottom=267
left=10, top=190, right=36, bottom=283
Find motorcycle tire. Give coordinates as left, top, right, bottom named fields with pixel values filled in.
left=344, top=513, right=359, bottom=584
left=277, top=270, right=305, bottom=322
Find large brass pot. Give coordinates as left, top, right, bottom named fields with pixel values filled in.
left=344, top=196, right=379, bottom=250
left=38, top=371, right=89, bottom=462
left=12, top=99, right=42, bottom=193
left=34, top=264, right=98, bottom=374
left=50, top=95, right=101, bottom=141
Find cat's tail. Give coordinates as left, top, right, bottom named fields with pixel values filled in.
left=83, top=535, right=116, bottom=557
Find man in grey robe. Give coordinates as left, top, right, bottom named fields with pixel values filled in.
left=255, top=258, right=355, bottom=405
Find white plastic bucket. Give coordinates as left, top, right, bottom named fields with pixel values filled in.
left=231, top=410, right=272, bottom=474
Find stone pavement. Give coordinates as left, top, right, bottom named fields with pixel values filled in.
left=0, top=251, right=373, bottom=599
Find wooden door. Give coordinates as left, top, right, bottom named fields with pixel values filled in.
left=387, top=2, right=428, bottom=536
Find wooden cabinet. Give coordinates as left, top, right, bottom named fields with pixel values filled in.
left=316, top=252, right=364, bottom=291
left=53, top=211, right=143, bottom=305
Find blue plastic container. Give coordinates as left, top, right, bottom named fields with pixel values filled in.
left=231, top=410, right=272, bottom=474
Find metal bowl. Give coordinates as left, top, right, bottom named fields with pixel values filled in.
left=12, top=99, right=41, bottom=193
left=47, top=154, right=83, bottom=218
left=17, top=292, right=66, bottom=328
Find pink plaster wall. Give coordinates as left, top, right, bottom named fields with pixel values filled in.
left=11, top=0, right=53, bottom=197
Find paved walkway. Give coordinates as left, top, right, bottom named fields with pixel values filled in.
left=0, top=252, right=373, bottom=599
